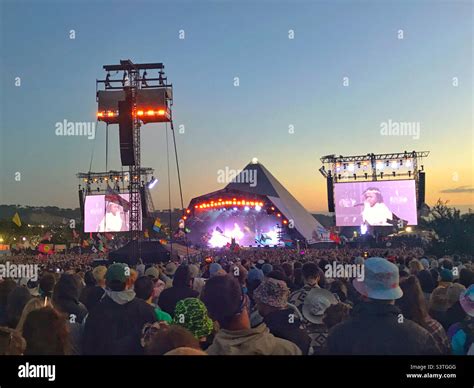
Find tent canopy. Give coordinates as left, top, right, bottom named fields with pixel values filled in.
left=108, top=241, right=170, bottom=265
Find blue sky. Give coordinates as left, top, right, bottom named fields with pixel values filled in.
left=0, top=0, right=472, bottom=212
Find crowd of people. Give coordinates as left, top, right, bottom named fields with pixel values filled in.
left=0, top=246, right=473, bottom=355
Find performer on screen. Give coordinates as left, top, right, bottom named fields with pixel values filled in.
left=97, top=196, right=129, bottom=232
left=360, top=187, right=393, bottom=226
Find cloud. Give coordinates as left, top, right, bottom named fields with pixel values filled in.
left=440, top=186, right=474, bottom=193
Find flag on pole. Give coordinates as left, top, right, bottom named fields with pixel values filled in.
left=38, top=243, right=54, bottom=254
left=153, top=218, right=161, bottom=233
left=12, top=212, right=21, bottom=227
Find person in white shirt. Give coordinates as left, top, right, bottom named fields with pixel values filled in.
left=97, top=201, right=127, bottom=232
left=361, top=188, right=393, bottom=226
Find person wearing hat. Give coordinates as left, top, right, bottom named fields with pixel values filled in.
left=97, top=196, right=129, bottom=232
left=325, top=257, right=440, bottom=355
left=428, top=269, right=455, bottom=325
left=302, top=288, right=338, bottom=355
left=145, top=266, right=166, bottom=304
left=201, top=275, right=301, bottom=355
left=161, top=262, right=177, bottom=288
left=188, top=264, right=206, bottom=294
left=253, top=277, right=310, bottom=354
left=173, top=298, right=214, bottom=349
left=158, top=264, right=199, bottom=315
left=447, top=285, right=474, bottom=355
left=83, top=263, right=156, bottom=355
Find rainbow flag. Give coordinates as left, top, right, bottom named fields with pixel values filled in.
left=153, top=218, right=161, bottom=233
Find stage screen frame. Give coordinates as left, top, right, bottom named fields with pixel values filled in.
left=333, top=179, right=418, bottom=227
left=83, top=193, right=141, bottom=233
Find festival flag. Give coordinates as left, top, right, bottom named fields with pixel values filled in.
left=82, top=239, right=90, bottom=248
left=91, top=246, right=98, bottom=253
left=144, top=229, right=150, bottom=239
left=38, top=243, right=54, bottom=254
left=329, top=232, right=341, bottom=244
left=97, top=233, right=107, bottom=243
left=153, top=218, right=162, bottom=233
left=98, top=241, right=105, bottom=252
left=12, top=212, right=21, bottom=227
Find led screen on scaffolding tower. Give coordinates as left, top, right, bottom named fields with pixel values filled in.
left=84, top=194, right=142, bottom=233
left=334, top=180, right=417, bottom=227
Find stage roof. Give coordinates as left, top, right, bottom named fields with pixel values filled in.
left=189, top=161, right=329, bottom=244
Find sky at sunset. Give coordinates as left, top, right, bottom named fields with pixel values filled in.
left=1, top=0, right=472, bottom=213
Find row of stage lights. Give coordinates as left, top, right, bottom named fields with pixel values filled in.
left=82, top=175, right=141, bottom=184
left=336, top=159, right=413, bottom=173
left=337, top=171, right=414, bottom=181
left=194, top=199, right=265, bottom=209
left=97, top=109, right=167, bottom=118
left=188, top=201, right=289, bottom=225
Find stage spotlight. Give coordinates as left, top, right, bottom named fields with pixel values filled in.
left=283, top=220, right=288, bottom=225
left=390, top=161, right=398, bottom=169
left=233, top=207, right=238, bottom=211
left=148, top=177, right=158, bottom=189
left=348, top=164, right=355, bottom=172
left=360, top=224, right=368, bottom=235
left=277, top=213, right=281, bottom=217
left=376, top=162, right=384, bottom=170
left=318, top=166, right=327, bottom=178
left=244, top=206, right=250, bottom=211
left=405, top=160, right=412, bottom=168
left=255, top=205, right=261, bottom=212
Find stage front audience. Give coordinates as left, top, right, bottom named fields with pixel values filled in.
left=325, top=258, right=441, bottom=355
left=201, top=275, right=302, bottom=355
